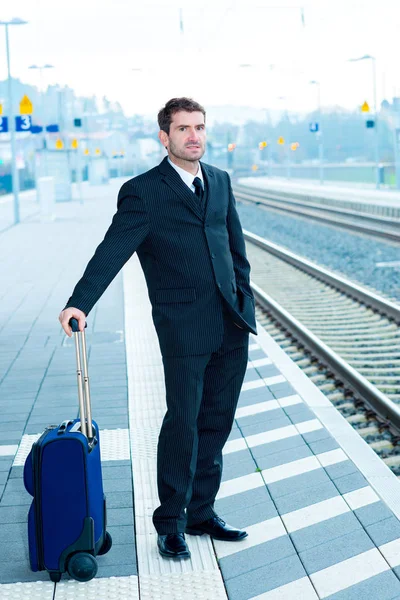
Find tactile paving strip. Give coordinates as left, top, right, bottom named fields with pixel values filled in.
left=0, top=581, right=54, bottom=599
left=123, top=258, right=228, bottom=598
left=54, top=575, right=139, bottom=599
left=12, top=434, right=41, bottom=466
left=98, top=429, right=130, bottom=461
left=140, top=571, right=227, bottom=599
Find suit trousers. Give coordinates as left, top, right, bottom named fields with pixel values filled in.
left=152, top=303, right=249, bottom=534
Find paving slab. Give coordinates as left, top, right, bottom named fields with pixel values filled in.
left=3, top=179, right=400, bottom=599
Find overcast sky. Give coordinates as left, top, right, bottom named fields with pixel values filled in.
left=1, top=0, right=399, bottom=118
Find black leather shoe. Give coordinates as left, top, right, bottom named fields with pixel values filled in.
left=185, top=516, right=248, bottom=541
left=157, top=533, right=191, bottom=559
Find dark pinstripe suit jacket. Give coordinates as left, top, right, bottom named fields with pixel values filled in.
left=65, top=156, right=257, bottom=356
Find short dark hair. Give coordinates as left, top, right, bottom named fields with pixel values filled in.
left=157, top=97, right=206, bottom=134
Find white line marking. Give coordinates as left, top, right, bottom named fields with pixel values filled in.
left=317, top=448, right=348, bottom=468
left=310, top=548, right=389, bottom=598
left=282, top=495, right=350, bottom=533
left=223, top=438, right=247, bottom=455
left=242, top=379, right=266, bottom=392
left=236, top=400, right=280, bottom=419
left=262, top=456, right=321, bottom=484
left=248, top=357, right=272, bottom=369
left=216, top=472, right=264, bottom=500
left=379, top=538, right=400, bottom=568
left=343, top=486, right=380, bottom=511
left=213, top=517, right=286, bottom=558
left=0, top=445, right=18, bottom=457
left=296, top=419, right=324, bottom=434
left=263, top=375, right=286, bottom=386
left=249, top=577, right=319, bottom=599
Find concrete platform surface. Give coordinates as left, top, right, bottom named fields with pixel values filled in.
left=1, top=178, right=400, bottom=599
left=238, top=176, right=400, bottom=216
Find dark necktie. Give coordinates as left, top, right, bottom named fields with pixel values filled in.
left=193, top=177, right=203, bottom=204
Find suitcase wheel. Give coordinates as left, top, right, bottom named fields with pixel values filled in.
left=49, top=572, right=62, bottom=583
left=67, top=552, right=98, bottom=582
left=98, top=531, right=112, bottom=556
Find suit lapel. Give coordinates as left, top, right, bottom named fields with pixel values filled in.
left=200, top=162, right=214, bottom=222
left=158, top=157, right=203, bottom=221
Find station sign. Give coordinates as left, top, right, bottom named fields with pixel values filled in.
left=31, top=125, right=43, bottom=134
left=0, top=117, right=9, bottom=133
left=309, top=122, right=319, bottom=132
left=16, top=115, right=32, bottom=132
left=20, top=95, right=33, bottom=115
left=46, top=124, right=59, bottom=133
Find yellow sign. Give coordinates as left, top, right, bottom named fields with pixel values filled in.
left=84, top=148, right=90, bottom=155
left=95, top=148, right=101, bottom=156
left=20, top=95, right=33, bottom=115
left=71, top=138, right=79, bottom=149
left=290, top=143, right=298, bottom=151
left=0, top=104, right=2, bottom=116
left=361, top=101, right=370, bottom=113
left=277, top=136, right=285, bottom=145
left=259, top=141, right=267, bottom=149
left=252, top=164, right=258, bottom=171
left=55, top=138, right=64, bottom=150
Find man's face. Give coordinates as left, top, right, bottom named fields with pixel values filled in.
left=162, top=111, right=206, bottom=162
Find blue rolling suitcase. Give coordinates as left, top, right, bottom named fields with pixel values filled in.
left=23, top=318, right=112, bottom=583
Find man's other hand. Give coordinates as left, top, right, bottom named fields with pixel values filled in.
left=59, top=307, right=86, bottom=337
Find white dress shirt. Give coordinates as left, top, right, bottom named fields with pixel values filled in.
left=167, top=157, right=204, bottom=193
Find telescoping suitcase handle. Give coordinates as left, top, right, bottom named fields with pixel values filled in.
left=69, top=318, right=94, bottom=440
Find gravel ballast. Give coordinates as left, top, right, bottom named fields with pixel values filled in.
left=236, top=201, right=400, bottom=303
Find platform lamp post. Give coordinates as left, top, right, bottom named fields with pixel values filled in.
left=28, top=64, right=54, bottom=143
left=0, top=17, right=28, bottom=225
left=349, top=55, right=380, bottom=189
left=309, top=80, right=324, bottom=184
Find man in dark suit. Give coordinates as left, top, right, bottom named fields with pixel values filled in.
left=59, top=97, right=257, bottom=560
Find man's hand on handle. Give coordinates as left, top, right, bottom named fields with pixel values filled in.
left=59, top=307, right=86, bottom=337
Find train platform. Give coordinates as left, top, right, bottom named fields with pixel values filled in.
left=2, top=179, right=400, bottom=599
left=237, top=176, right=400, bottom=218
left=0, top=188, right=39, bottom=234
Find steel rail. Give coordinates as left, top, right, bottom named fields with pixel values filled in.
left=244, top=229, right=400, bottom=322
left=236, top=186, right=400, bottom=242
left=251, top=280, right=400, bottom=431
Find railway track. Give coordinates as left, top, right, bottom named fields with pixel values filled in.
left=235, top=184, right=400, bottom=242
left=244, top=230, right=400, bottom=474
